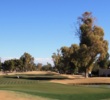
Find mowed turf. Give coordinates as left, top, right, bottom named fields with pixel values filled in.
left=0, top=74, right=110, bottom=100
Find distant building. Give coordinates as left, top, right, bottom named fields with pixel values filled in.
left=99, top=69, right=110, bottom=77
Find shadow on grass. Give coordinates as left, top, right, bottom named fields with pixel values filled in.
left=20, top=73, right=56, bottom=76
left=4, top=75, right=68, bottom=81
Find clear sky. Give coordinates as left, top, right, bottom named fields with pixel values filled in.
left=0, top=0, right=110, bottom=64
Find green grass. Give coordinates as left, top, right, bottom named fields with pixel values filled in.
left=0, top=74, right=110, bottom=100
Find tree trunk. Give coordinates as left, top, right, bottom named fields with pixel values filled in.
left=85, top=58, right=94, bottom=78
left=85, top=68, right=88, bottom=78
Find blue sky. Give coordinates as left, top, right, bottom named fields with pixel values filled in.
left=0, top=0, right=110, bottom=64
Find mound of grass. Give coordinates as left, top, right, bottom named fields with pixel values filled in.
left=0, top=74, right=110, bottom=100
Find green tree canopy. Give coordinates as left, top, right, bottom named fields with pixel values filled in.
left=52, top=12, right=108, bottom=77
left=77, top=12, right=108, bottom=77
left=20, top=52, right=35, bottom=71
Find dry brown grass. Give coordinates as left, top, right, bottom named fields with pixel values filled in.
left=50, top=77, right=110, bottom=85
left=0, top=71, right=59, bottom=76
left=0, top=91, right=51, bottom=100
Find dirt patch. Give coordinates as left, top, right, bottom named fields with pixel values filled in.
left=50, top=77, right=110, bottom=85
left=0, top=91, right=52, bottom=100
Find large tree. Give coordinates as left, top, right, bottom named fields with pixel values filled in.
left=20, top=52, right=35, bottom=71
left=52, top=49, right=62, bottom=73
left=77, top=12, right=108, bottom=77
left=12, top=59, right=23, bottom=72
left=52, top=44, right=79, bottom=74
left=3, top=60, right=14, bottom=72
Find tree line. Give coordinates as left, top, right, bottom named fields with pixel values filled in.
left=0, top=52, right=53, bottom=72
